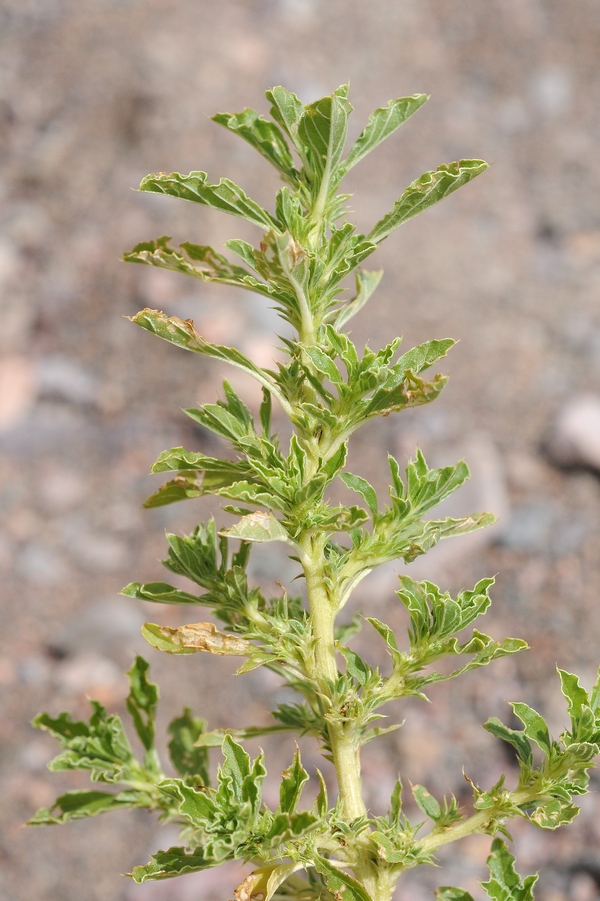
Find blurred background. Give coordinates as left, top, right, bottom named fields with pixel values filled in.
left=2, top=1, right=600, bottom=899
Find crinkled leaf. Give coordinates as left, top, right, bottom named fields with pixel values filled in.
left=265, top=86, right=304, bottom=152
left=167, top=707, right=210, bottom=782
left=128, top=309, right=280, bottom=396
left=142, top=621, right=251, bottom=656
left=369, top=159, right=489, bottom=244
left=29, top=790, right=137, bottom=825
left=221, top=511, right=292, bottom=544
left=139, top=170, right=278, bottom=230
left=212, top=108, right=297, bottom=181
left=437, top=889, right=475, bottom=901
left=482, top=839, right=538, bottom=901
left=334, top=268, right=383, bottom=328
left=510, top=703, right=552, bottom=758
left=342, top=94, right=428, bottom=172
left=129, top=846, right=213, bottom=883
left=313, top=857, right=372, bottom=901
left=233, top=863, right=304, bottom=901
left=126, top=656, right=158, bottom=752
left=412, top=784, right=442, bottom=821
left=340, top=472, right=378, bottom=516
left=279, top=749, right=309, bottom=813
left=484, top=718, right=533, bottom=767
left=122, top=581, right=204, bottom=606
left=297, top=85, right=352, bottom=182
left=142, top=475, right=202, bottom=508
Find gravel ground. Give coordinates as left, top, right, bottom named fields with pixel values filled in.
left=2, top=2, right=600, bottom=900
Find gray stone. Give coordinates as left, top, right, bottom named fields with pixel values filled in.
left=546, top=395, right=600, bottom=471
left=52, top=596, right=146, bottom=656
left=36, top=355, right=99, bottom=406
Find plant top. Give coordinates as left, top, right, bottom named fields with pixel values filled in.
left=30, top=85, right=600, bottom=901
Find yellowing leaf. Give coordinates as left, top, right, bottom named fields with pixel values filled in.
left=142, top=621, right=251, bottom=656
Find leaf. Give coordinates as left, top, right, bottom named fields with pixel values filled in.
left=558, top=669, right=589, bottom=722
left=233, top=863, right=304, bottom=901
left=279, top=749, right=309, bottom=813
left=340, top=472, right=378, bottom=516
left=334, top=269, right=383, bottom=328
left=167, top=708, right=210, bottom=782
left=510, top=703, right=552, bottom=758
left=139, top=170, right=278, bottom=230
left=122, top=581, right=204, bottom=606
left=368, top=159, right=489, bottom=244
left=29, top=789, right=136, bottom=825
left=265, top=86, right=304, bottom=151
left=437, top=889, right=474, bottom=901
left=313, top=857, right=372, bottom=901
left=142, top=475, right=202, bottom=508
left=123, top=235, right=255, bottom=287
left=297, top=85, right=352, bottom=181
left=126, top=656, right=158, bottom=752
left=129, top=846, right=214, bottom=883
left=220, top=511, right=292, bottom=544
left=395, top=338, right=456, bottom=376
left=342, top=94, right=428, bottom=172
left=412, top=784, right=442, bottom=821
left=212, top=108, right=297, bottom=181
left=483, top=718, right=533, bottom=766
left=142, top=621, right=251, bottom=656
left=482, top=839, right=538, bottom=901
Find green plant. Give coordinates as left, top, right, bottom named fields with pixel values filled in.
left=30, top=85, right=600, bottom=901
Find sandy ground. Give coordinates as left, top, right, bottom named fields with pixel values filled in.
left=2, top=1, right=600, bottom=899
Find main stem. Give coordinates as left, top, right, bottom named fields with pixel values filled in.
left=302, top=534, right=367, bottom=822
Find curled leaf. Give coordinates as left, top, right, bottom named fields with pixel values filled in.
left=142, top=621, right=251, bottom=656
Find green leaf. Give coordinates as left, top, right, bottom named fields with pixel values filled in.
left=297, top=85, right=352, bottom=182
left=265, top=86, right=304, bottom=151
left=334, top=269, right=383, bottom=328
left=167, top=707, right=210, bottom=783
left=396, top=338, right=456, bottom=375
left=342, top=94, right=428, bottom=172
left=482, top=839, right=538, bottom=901
left=123, top=235, right=255, bottom=285
left=129, top=846, right=213, bottom=883
left=29, top=790, right=136, bottom=825
left=558, top=669, right=589, bottom=722
left=437, top=889, right=475, bottom=901
left=340, top=472, right=378, bottom=516
left=212, top=108, right=297, bottom=180
left=126, top=656, right=158, bottom=752
left=220, top=511, right=292, bottom=544
left=121, top=581, right=204, bottom=606
left=142, top=476, right=202, bottom=508
left=368, top=159, right=489, bottom=244
left=139, top=170, right=278, bottom=230
left=279, top=749, right=309, bottom=813
left=483, top=718, right=533, bottom=766
left=412, top=784, right=442, bottom=821
left=511, top=703, right=552, bottom=758
left=313, top=857, right=372, bottom=901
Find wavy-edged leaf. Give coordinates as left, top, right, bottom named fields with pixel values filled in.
left=142, top=621, right=251, bottom=656
left=29, top=789, right=137, bottom=825
left=483, top=718, right=533, bottom=767
left=129, top=846, right=213, bottom=883
left=123, top=235, right=254, bottom=285
left=233, top=863, right=304, bottom=901
left=340, top=472, right=378, bottom=516
left=297, top=85, right=352, bottom=182
left=395, top=338, right=456, bottom=376
left=369, top=159, right=489, bottom=244
left=139, top=171, right=278, bottom=231
left=212, top=108, right=297, bottom=181
left=220, top=510, right=292, bottom=544
left=510, top=703, right=552, bottom=758
left=143, top=476, right=202, bottom=508
left=265, top=85, right=304, bottom=152
left=313, top=857, right=372, bottom=901
left=126, top=656, right=158, bottom=752
left=482, top=838, right=538, bottom=901
left=342, top=94, right=428, bottom=172
left=334, top=268, right=383, bottom=328
left=122, top=581, right=204, bottom=606
left=167, top=707, right=210, bottom=782
left=279, top=749, right=309, bottom=813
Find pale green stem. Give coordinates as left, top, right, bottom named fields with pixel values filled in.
left=301, top=534, right=368, bottom=823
